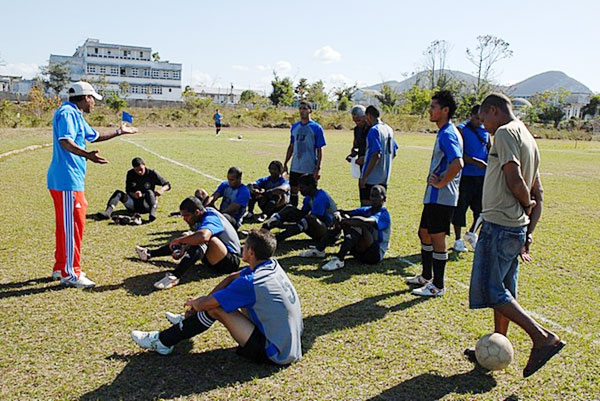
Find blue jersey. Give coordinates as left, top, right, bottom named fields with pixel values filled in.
left=301, top=189, right=337, bottom=224
left=215, top=182, right=251, bottom=226
left=362, top=121, right=398, bottom=185
left=423, top=122, right=463, bottom=206
left=349, top=206, right=391, bottom=259
left=290, top=120, right=326, bottom=174
left=192, top=207, right=241, bottom=255
left=457, top=121, right=489, bottom=177
left=214, top=113, right=222, bottom=124
left=254, top=176, right=289, bottom=191
left=47, top=102, right=99, bottom=191
left=213, top=258, right=303, bottom=365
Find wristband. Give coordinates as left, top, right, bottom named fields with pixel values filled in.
left=116, top=128, right=122, bottom=136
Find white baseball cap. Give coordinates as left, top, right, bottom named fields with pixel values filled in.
left=68, top=81, right=103, bottom=100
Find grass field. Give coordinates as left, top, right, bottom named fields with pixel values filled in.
left=0, top=126, right=599, bottom=400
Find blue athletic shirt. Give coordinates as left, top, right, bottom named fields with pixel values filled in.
left=457, top=121, right=489, bottom=177
left=212, top=258, right=303, bottom=365
left=216, top=182, right=251, bottom=226
left=301, top=189, right=337, bottom=224
left=423, top=122, right=463, bottom=206
left=254, top=176, right=289, bottom=191
left=362, top=121, right=398, bottom=185
left=290, top=120, right=326, bottom=174
left=349, top=206, right=391, bottom=259
left=192, top=207, right=241, bottom=255
left=47, top=102, right=99, bottom=191
left=214, top=113, right=222, bottom=124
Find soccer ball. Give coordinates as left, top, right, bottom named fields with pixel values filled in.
left=237, top=134, right=243, bottom=140
left=475, top=333, right=514, bottom=370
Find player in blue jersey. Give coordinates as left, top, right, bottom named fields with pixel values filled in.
left=359, top=106, right=398, bottom=205
left=246, top=160, right=290, bottom=222
left=197, top=166, right=251, bottom=230
left=131, top=228, right=303, bottom=365
left=406, top=90, right=463, bottom=297
left=135, top=197, right=241, bottom=290
left=283, top=101, right=326, bottom=207
left=213, top=109, right=223, bottom=136
left=262, top=174, right=337, bottom=247
left=452, top=104, right=490, bottom=252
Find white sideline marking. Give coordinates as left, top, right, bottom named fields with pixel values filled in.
left=0, top=143, right=51, bottom=160
left=120, top=138, right=221, bottom=182
left=396, top=257, right=600, bottom=345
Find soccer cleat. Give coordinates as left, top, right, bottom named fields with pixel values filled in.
left=154, top=273, right=180, bottom=290
left=60, top=274, right=96, bottom=289
left=132, top=214, right=143, bottom=226
left=135, top=246, right=150, bottom=262
left=261, top=215, right=282, bottom=230
left=405, top=274, right=432, bottom=286
left=256, top=214, right=268, bottom=223
left=96, top=211, right=110, bottom=220
left=322, top=257, right=345, bottom=271
left=464, top=231, right=478, bottom=250
left=243, top=212, right=254, bottom=222
left=412, top=282, right=445, bottom=297
left=453, top=239, right=468, bottom=252
left=52, top=270, right=62, bottom=281
left=300, top=247, right=326, bottom=258
left=130, top=330, right=174, bottom=355
left=165, top=312, right=185, bottom=325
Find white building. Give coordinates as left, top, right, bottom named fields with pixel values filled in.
left=192, top=86, right=268, bottom=105
left=49, top=38, right=182, bottom=102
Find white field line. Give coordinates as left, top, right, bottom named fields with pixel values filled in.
left=396, top=257, right=600, bottom=345
left=0, top=143, right=51, bottom=160
left=120, top=138, right=221, bottom=182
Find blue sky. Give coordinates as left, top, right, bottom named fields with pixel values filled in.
left=1, top=0, right=598, bottom=93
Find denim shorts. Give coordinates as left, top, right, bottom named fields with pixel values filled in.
left=469, top=221, right=526, bottom=309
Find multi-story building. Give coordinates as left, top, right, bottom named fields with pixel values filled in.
left=49, top=38, right=182, bottom=102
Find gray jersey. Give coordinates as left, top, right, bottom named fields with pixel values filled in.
left=194, top=207, right=241, bottom=255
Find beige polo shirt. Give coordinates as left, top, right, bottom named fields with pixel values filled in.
left=481, top=120, right=540, bottom=227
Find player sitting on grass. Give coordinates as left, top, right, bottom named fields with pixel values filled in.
left=262, top=174, right=337, bottom=246
left=97, top=157, right=170, bottom=224
left=131, top=228, right=303, bottom=365
left=246, top=160, right=290, bottom=222
left=319, top=185, right=391, bottom=271
left=135, top=196, right=241, bottom=290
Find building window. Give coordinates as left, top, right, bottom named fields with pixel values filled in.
left=123, top=50, right=130, bottom=58
left=94, top=48, right=98, bottom=54
left=173, top=71, right=180, bottom=79
left=143, top=69, right=150, bottom=77
left=152, top=87, right=162, bottom=95
left=87, top=65, right=96, bottom=73
left=169, top=88, right=172, bottom=92
left=140, top=51, right=144, bottom=58
left=132, top=68, right=138, bottom=77
left=111, top=67, right=118, bottom=75
left=131, top=86, right=140, bottom=94
left=120, top=68, right=126, bottom=76
left=152, top=70, right=159, bottom=78
left=163, top=71, right=169, bottom=78
left=99, top=66, right=106, bottom=74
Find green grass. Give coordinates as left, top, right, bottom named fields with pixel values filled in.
left=0, top=127, right=599, bottom=400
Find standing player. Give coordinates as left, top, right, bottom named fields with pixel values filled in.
left=346, top=105, right=370, bottom=205
left=406, top=90, right=463, bottom=297
left=213, top=109, right=223, bottom=136
left=199, top=167, right=250, bottom=230
left=467, top=93, right=564, bottom=377
left=131, top=228, right=303, bottom=366
left=246, top=160, right=290, bottom=222
left=48, top=81, right=138, bottom=288
left=283, top=101, right=326, bottom=207
left=452, top=105, right=490, bottom=252
left=359, top=105, right=398, bottom=206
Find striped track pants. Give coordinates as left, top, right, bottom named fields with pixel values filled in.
left=50, top=189, right=88, bottom=280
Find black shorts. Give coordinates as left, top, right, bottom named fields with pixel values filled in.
left=236, top=327, right=269, bottom=363
left=215, top=122, right=222, bottom=128
left=288, top=171, right=305, bottom=188
left=351, top=241, right=382, bottom=264
left=359, top=183, right=387, bottom=203
left=452, top=176, right=484, bottom=227
left=419, top=204, right=455, bottom=235
left=203, top=251, right=240, bottom=274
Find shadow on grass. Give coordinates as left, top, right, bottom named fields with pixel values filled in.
left=366, top=368, right=497, bottom=401
left=0, top=279, right=66, bottom=299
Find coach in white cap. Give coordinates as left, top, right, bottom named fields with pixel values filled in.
left=47, top=81, right=138, bottom=288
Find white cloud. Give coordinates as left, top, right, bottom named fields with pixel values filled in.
left=313, top=46, right=341, bottom=64
left=0, top=63, right=40, bottom=79
left=191, top=71, right=213, bottom=86
left=256, top=64, right=271, bottom=72
left=327, top=73, right=353, bottom=88
left=274, top=60, right=292, bottom=74
left=232, top=64, right=249, bottom=71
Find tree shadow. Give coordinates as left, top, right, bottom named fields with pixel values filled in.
left=366, top=368, right=497, bottom=401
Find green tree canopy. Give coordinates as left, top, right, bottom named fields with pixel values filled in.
left=269, top=73, right=294, bottom=107
left=39, top=62, right=71, bottom=95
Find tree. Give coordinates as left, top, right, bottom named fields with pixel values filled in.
left=118, top=82, right=130, bottom=98
left=295, top=78, right=309, bottom=101
left=240, top=89, right=268, bottom=106
left=582, top=95, right=600, bottom=118
left=306, top=80, right=331, bottom=110
left=152, top=52, right=160, bottom=62
left=105, top=91, right=127, bottom=112
left=529, top=89, right=570, bottom=128
left=423, top=40, right=451, bottom=90
left=466, top=35, right=513, bottom=97
left=375, top=84, right=400, bottom=113
left=405, top=85, right=433, bottom=116
left=39, top=62, right=71, bottom=95
left=269, top=73, right=294, bottom=107
left=332, top=84, right=358, bottom=111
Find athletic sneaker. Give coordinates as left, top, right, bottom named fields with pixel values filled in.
left=322, top=257, right=345, bottom=271
left=165, top=312, right=184, bottom=325
left=300, top=247, right=326, bottom=258
left=132, top=214, right=142, bottom=226
left=464, top=231, right=478, bottom=250
left=256, top=214, right=268, bottom=223
left=130, top=330, right=174, bottom=355
left=243, top=212, right=254, bottom=222
left=136, top=246, right=150, bottom=262
left=262, top=215, right=282, bottom=230
left=154, top=273, right=179, bottom=290
left=453, top=239, right=468, bottom=252
left=96, top=211, right=110, bottom=220
left=52, top=270, right=62, bottom=281
left=412, top=282, right=445, bottom=297
left=405, top=274, right=431, bottom=286
left=60, top=274, right=96, bottom=289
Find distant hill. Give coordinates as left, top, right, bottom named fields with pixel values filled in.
left=506, top=71, right=593, bottom=97
left=363, top=70, right=481, bottom=93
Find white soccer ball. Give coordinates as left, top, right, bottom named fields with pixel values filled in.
left=475, top=333, right=514, bottom=370
left=237, top=134, right=243, bottom=140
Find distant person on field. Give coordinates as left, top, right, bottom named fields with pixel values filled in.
left=359, top=105, right=398, bottom=206
left=214, top=109, right=223, bottom=136
left=97, top=157, right=170, bottom=223
left=346, top=105, right=370, bottom=205
left=452, top=104, right=490, bottom=252
left=466, top=93, right=564, bottom=378
left=135, top=196, right=242, bottom=290
left=283, top=100, right=326, bottom=207
left=131, top=228, right=303, bottom=366
left=246, top=160, right=290, bottom=222
left=406, top=90, right=463, bottom=297
left=47, top=81, right=138, bottom=288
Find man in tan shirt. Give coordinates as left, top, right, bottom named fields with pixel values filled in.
left=467, top=93, right=565, bottom=378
